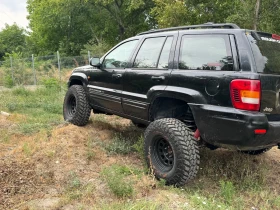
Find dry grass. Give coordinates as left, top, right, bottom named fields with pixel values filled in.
left=1, top=88, right=280, bottom=209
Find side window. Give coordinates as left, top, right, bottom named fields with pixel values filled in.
left=133, top=37, right=166, bottom=68
left=158, top=37, right=173, bottom=69
left=179, top=35, right=233, bottom=71
left=103, top=40, right=138, bottom=69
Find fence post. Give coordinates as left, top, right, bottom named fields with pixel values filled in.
left=32, top=54, right=37, bottom=85
left=10, top=56, right=14, bottom=86
left=57, top=51, right=62, bottom=91
left=88, top=51, right=91, bottom=64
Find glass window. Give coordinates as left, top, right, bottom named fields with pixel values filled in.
left=179, top=35, right=233, bottom=71
left=158, top=37, right=173, bottom=69
left=133, top=37, right=165, bottom=68
left=249, top=32, right=280, bottom=74
left=103, top=40, right=138, bottom=69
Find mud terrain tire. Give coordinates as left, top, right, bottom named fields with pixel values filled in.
left=144, top=118, right=200, bottom=186
left=63, top=85, right=91, bottom=126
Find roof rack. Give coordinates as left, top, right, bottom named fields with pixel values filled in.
left=137, top=22, right=240, bottom=36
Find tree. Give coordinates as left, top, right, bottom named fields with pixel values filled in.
left=0, top=24, right=26, bottom=60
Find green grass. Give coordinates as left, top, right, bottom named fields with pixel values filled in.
left=101, top=164, right=134, bottom=198
left=0, top=86, right=64, bottom=134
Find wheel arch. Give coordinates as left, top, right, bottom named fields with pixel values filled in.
left=147, top=86, right=206, bottom=131
left=68, top=73, right=88, bottom=89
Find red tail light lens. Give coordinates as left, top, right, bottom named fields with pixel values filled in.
left=230, top=79, right=261, bottom=111
left=272, top=34, right=280, bottom=40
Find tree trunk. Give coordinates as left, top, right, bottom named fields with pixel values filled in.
left=253, top=0, right=261, bottom=30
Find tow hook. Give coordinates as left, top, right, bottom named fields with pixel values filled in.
left=194, top=129, right=200, bottom=140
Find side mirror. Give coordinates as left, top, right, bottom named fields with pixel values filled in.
left=90, top=57, right=101, bottom=68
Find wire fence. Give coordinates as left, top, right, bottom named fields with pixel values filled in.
left=0, top=51, right=91, bottom=89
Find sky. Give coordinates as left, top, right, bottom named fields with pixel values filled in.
left=0, top=0, right=28, bottom=31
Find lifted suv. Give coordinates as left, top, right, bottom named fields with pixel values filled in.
left=63, top=23, right=280, bottom=186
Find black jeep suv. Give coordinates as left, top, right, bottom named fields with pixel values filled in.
left=63, top=23, right=280, bottom=186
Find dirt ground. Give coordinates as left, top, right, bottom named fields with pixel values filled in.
left=1, top=114, right=280, bottom=209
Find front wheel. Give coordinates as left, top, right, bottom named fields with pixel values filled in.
left=63, top=85, right=91, bottom=126
left=144, top=118, right=200, bottom=186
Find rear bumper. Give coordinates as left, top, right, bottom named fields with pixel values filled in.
left=189, top=104, right=280, bottom=150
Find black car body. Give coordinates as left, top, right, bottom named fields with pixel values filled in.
left=64, top=23, right=280, bottom=185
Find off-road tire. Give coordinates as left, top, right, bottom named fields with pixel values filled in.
left=63, top=85, right=91, bottom=126
left=241, top=147, right=271, bottom=155
left=144, top=118, right=200, bottom=186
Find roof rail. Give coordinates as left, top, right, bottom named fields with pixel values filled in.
left=137, top=23, right=240, bottom=36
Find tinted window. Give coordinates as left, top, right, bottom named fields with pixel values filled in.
left=134, top=37, right=165, bottom=68
left=158, top=37, right=173, bottom=69
left=249, top=32, right=280, bottom=74
left=179, top=35, right=233, bottom=71
left=103, top=40, right=138, bottom=69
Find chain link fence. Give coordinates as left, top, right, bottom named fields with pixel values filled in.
left=0, top=52, right=91, bottom=89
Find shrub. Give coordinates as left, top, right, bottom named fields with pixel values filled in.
left=101, top=164, right=133, bottom=198
left=4, top=74, right=14, bottom=88
left=42, top=78, right=60, bottom=90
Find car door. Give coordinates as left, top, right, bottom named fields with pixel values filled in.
left=122, top=32, right=178, bottom=120
left=88, top=39, right=139, bottom=113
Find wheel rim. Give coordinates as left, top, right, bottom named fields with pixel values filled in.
left=66, top=95, right=77, bottom=117
left=153, top=136, right=174, bottom=172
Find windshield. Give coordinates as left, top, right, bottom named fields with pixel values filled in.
left=248, top=31, right=280, bottom=74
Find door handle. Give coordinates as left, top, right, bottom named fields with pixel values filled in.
left=151, top=76, right=165, bottom=81
left=112, top=74, right=122, bottom=79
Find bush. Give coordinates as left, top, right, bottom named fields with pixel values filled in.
left=102, top=164, right=133, bottom=198
left=12, top=87, right=31, bottom=96
left=4, top=74, right=14, bottom=88
left=42, top=78, right=60, bottom=89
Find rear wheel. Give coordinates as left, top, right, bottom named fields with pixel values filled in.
left=144, top=118, right=200, bottom=186
left=63, top=85, right=91, bottom=126
left=241, top=147, right=271, bottom=155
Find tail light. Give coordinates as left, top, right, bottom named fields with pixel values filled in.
left=230, top=79, right=261, bottom=111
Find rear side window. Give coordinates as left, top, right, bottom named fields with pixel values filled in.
left=179, top=35, right=233, bottom=71
left=133, top=36, right=173, bottom=69
left=158, top=37, right=173, bottom=69
left=133, top=37, right=165, bottom=68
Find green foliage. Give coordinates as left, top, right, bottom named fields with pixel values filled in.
left=81, top=40, right=111, bottom=57
left=42, top=78, right=60, bottom=90
left=132, top=135, right=144, bottom=159
left=3, top=74, right=13, bottom=88
left=105, top=134, right=134, bottom=155
left=0, top=24, right=27, bottom=60
left=12, top=87, right=31, bottom=96
left=0, top=87, right=64, bottom=134
left=101, top=164, right=134, bottom=198
left=219, top=181, right=235, bottom=204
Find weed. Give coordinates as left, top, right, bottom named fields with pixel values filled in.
left=198, top=148, right=268, bottom=190
left=6, top=102, right=17, bottom=112
left=105, top=134, right=133, bottom=155
left=97, top=200, right=166, bottom=210
left=219, top=180, right=235, bottom=204
left=132, top=135, right=144, bottom=159
left=12, top=87, right=31, bottom=96
left=23, top=142, right=31, bottom=156
left=101, top=164, right=133, bottom=198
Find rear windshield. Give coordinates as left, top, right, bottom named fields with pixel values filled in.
left=249, top=32, right=280, bottom=74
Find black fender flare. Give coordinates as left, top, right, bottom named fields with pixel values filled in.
left=147, top=85, right=206, bottom=104
left=68, top=73, right=88, bottom=89
left=147, top=85, right=206, bottom=120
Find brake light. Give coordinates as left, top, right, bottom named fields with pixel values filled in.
left=272, top=34, right=280, bottom=40
left=230, top=79, right=261, bottom=111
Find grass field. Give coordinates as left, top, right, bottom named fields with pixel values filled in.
left=1, top=87, right=280, bottom=210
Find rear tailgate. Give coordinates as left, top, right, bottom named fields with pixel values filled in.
left=248, top=31, right=280, bottom=120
